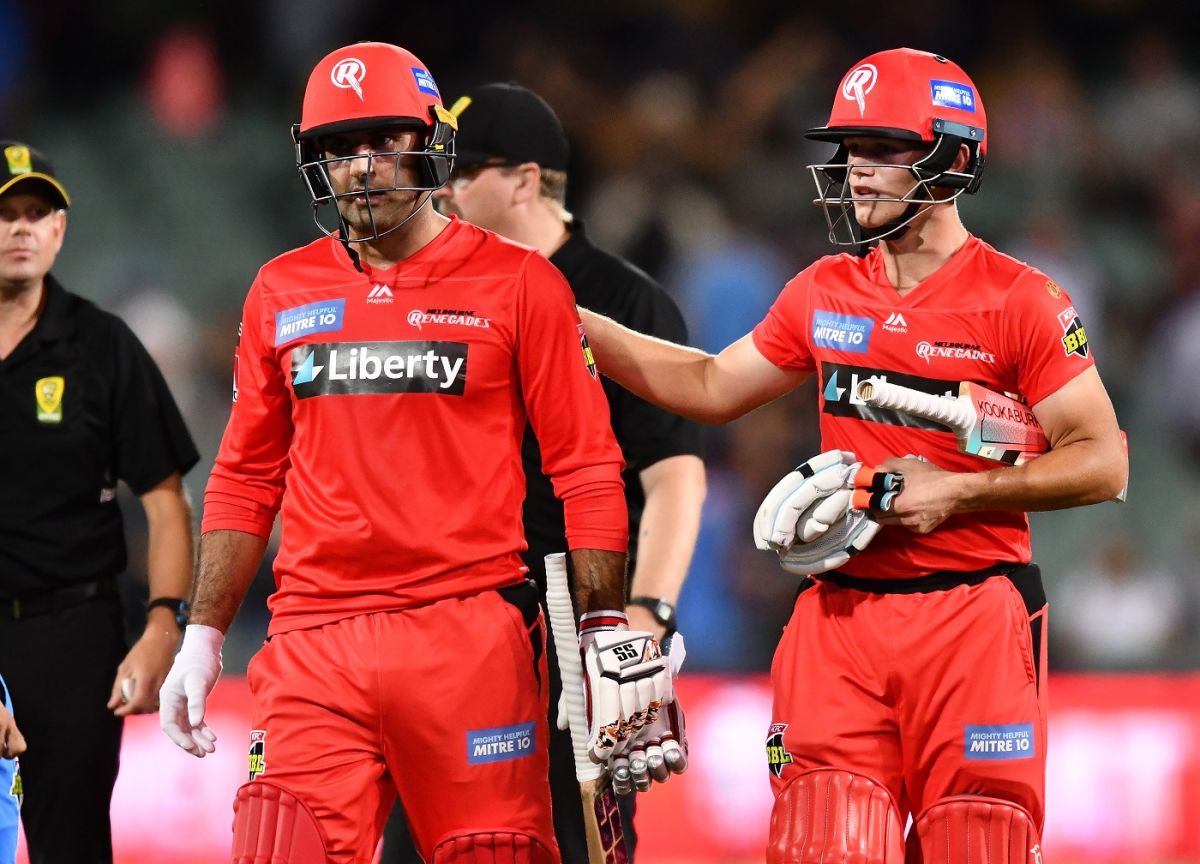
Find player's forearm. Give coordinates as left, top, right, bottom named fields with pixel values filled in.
left=629, top=455, right=706, bottom=602
left=188, top=529, right=268, bottom=632
left=141, top=474, right=195, bottom=623
left=579, top=308, right=719, bottom=422
left=570, top=548, right=628, bottom=613
left=952, top=435, right=1128, bottom=512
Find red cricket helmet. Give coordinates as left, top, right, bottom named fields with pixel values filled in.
left=292, top=41, right=457, bottom=239
left=806, top=48, right=987, bottom=245
left=298, top=42, right=447, bottom=141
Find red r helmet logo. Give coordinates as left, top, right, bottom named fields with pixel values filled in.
left=330, top=58, right=366, bottom=100
left=841, top=63, right=877, bottom=117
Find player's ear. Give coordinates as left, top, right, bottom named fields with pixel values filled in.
left=950, top=143, right=971, bottom=174
left=511, top=163, right=540, bottom=206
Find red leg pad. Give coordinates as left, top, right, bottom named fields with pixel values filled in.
left=915, top=795, right=1042, bottom=864
left=231, top=780, right=327, bottom=864
left=767, top=768, right=905, bottom=864
left=431, top=831, right=558, bottom=864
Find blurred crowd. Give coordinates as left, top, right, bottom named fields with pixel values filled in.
left=5, top=0, right=1199, bottom=672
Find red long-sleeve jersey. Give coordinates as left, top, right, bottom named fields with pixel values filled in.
left=753, top=234, right=1097, bottom=577
left=203, top=218, right=627, bottom=633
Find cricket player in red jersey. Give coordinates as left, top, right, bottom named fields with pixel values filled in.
left=579, top=48, right=1127, bottom=863
left=155, top=42, right=683, bottom=864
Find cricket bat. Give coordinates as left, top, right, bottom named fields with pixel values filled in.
left=855, top=377, right=1127, bottom=500
left=544, top=553, right=629, bottom=864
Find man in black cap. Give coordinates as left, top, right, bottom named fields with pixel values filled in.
left=0, top=141, right=198, bottom=863
left=380, top=83, right=706, bottom=863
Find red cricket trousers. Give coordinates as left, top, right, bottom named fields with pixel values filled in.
left=768, top=565, right=1048, bottom=829
left=245, top=582, right=557, bottom=862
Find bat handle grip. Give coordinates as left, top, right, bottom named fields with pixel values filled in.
left=545, top=553, right=605, bottom=782
left=857, top=377, right=974, bottom=433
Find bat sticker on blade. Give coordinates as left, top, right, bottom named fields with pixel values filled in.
left=855, top=377, right=1127, bottom=501
left=856, top=377, right=1046, bottom=464
left=544, top=553, right=630, bottom=864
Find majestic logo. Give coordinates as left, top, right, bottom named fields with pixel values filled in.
left=765, top=723, right=793, bottom=778
left=964, top=723, right=1035, bottom=761
left=330, top=58, right=365, bottom=100
left=291, top=340, right=467, bottom=398
left=579, top=324, right=598, bottom=379
left=412, top=66, right=440, bottom=98
left=883, top=311, right=908, bottom=333
left=466, top=722, right=536, bottom=765
left=247, top=730, right=266, bottom=781
left=406, top=308, right=492, bottom=331
left=915, top=340, right=996, bottom=364
left=1057, top=306, right=1089, bottom=358
left=35, top=376, right=65, bottom=423
left=366, top=284, right=394, bottom=304
left=930, top=79, right=976, bottom=112
left=275, top=299, right=346, bottom=345
left=812, top=310, right=874, bottom=354
left=842, top=64, right=878, bottom=118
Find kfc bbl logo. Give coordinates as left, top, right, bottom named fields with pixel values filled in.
left=766, top=723, right=793, bottom=778
left=248, top=730, right=266, bottom=781
left=578, top=325, right=598, bottom=379
left=1057, top=306, right=1089, bottom=358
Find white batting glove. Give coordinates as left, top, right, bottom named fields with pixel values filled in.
left=159, top=624, right=223, bottom=758
left=624, top=632, right=688, bottom=793
left=754, top=450, right=859, bottom=551
left=776, top=510, right=881, bottom=575
left=578, top=612, right=671, bottom=774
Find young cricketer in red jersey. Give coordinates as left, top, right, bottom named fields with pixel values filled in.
left=156, top=42, right=684, bottom=864
left=580, top=49, right=1126, bottom=864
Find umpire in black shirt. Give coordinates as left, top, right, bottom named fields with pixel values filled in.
left=381, top=85, right=707, bottom=863
left=0, top=141, right=198, bottom=864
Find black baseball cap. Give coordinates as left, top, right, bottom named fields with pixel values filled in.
left=447, top=82, right=569, bottom=171
left=0, top=141, right=71, bottom=209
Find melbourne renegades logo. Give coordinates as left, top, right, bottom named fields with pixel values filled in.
left=247, top=730, right=266, bottom=781
left=330, top=58, right=365, bottom=100
left=765, top=723, right=793, bottom=778
left=842, top=63, right=878, bottom=117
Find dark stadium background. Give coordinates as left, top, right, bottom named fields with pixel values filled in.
left=5, top=1, right=1199, bottom=860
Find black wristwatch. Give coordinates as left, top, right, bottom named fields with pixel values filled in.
left=146, top=597, right=190, bottom=630
left=627, top=596, right=677, bottom=638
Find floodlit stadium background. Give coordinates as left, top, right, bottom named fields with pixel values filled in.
left=5, top=1, right=1200, bottom=861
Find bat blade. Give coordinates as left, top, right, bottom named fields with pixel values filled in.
left=957, top=381, right=1049, bottom=463
left=856, top=377, right=1128, bottom=501
left=581, top=776, right=629, bottom=864
left=544, top=553, right=630, bottom=864
left=856, top=377, right=1047, bottom=464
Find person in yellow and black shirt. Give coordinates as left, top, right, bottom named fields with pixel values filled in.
left=0, top=141, right=197, bottom=864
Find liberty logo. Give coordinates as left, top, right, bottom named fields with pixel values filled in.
left=291, top=340, right=468, bottom=398
left=842, top=64, right=878, bottom=117
left=330, top=58, right=366, bottom=100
